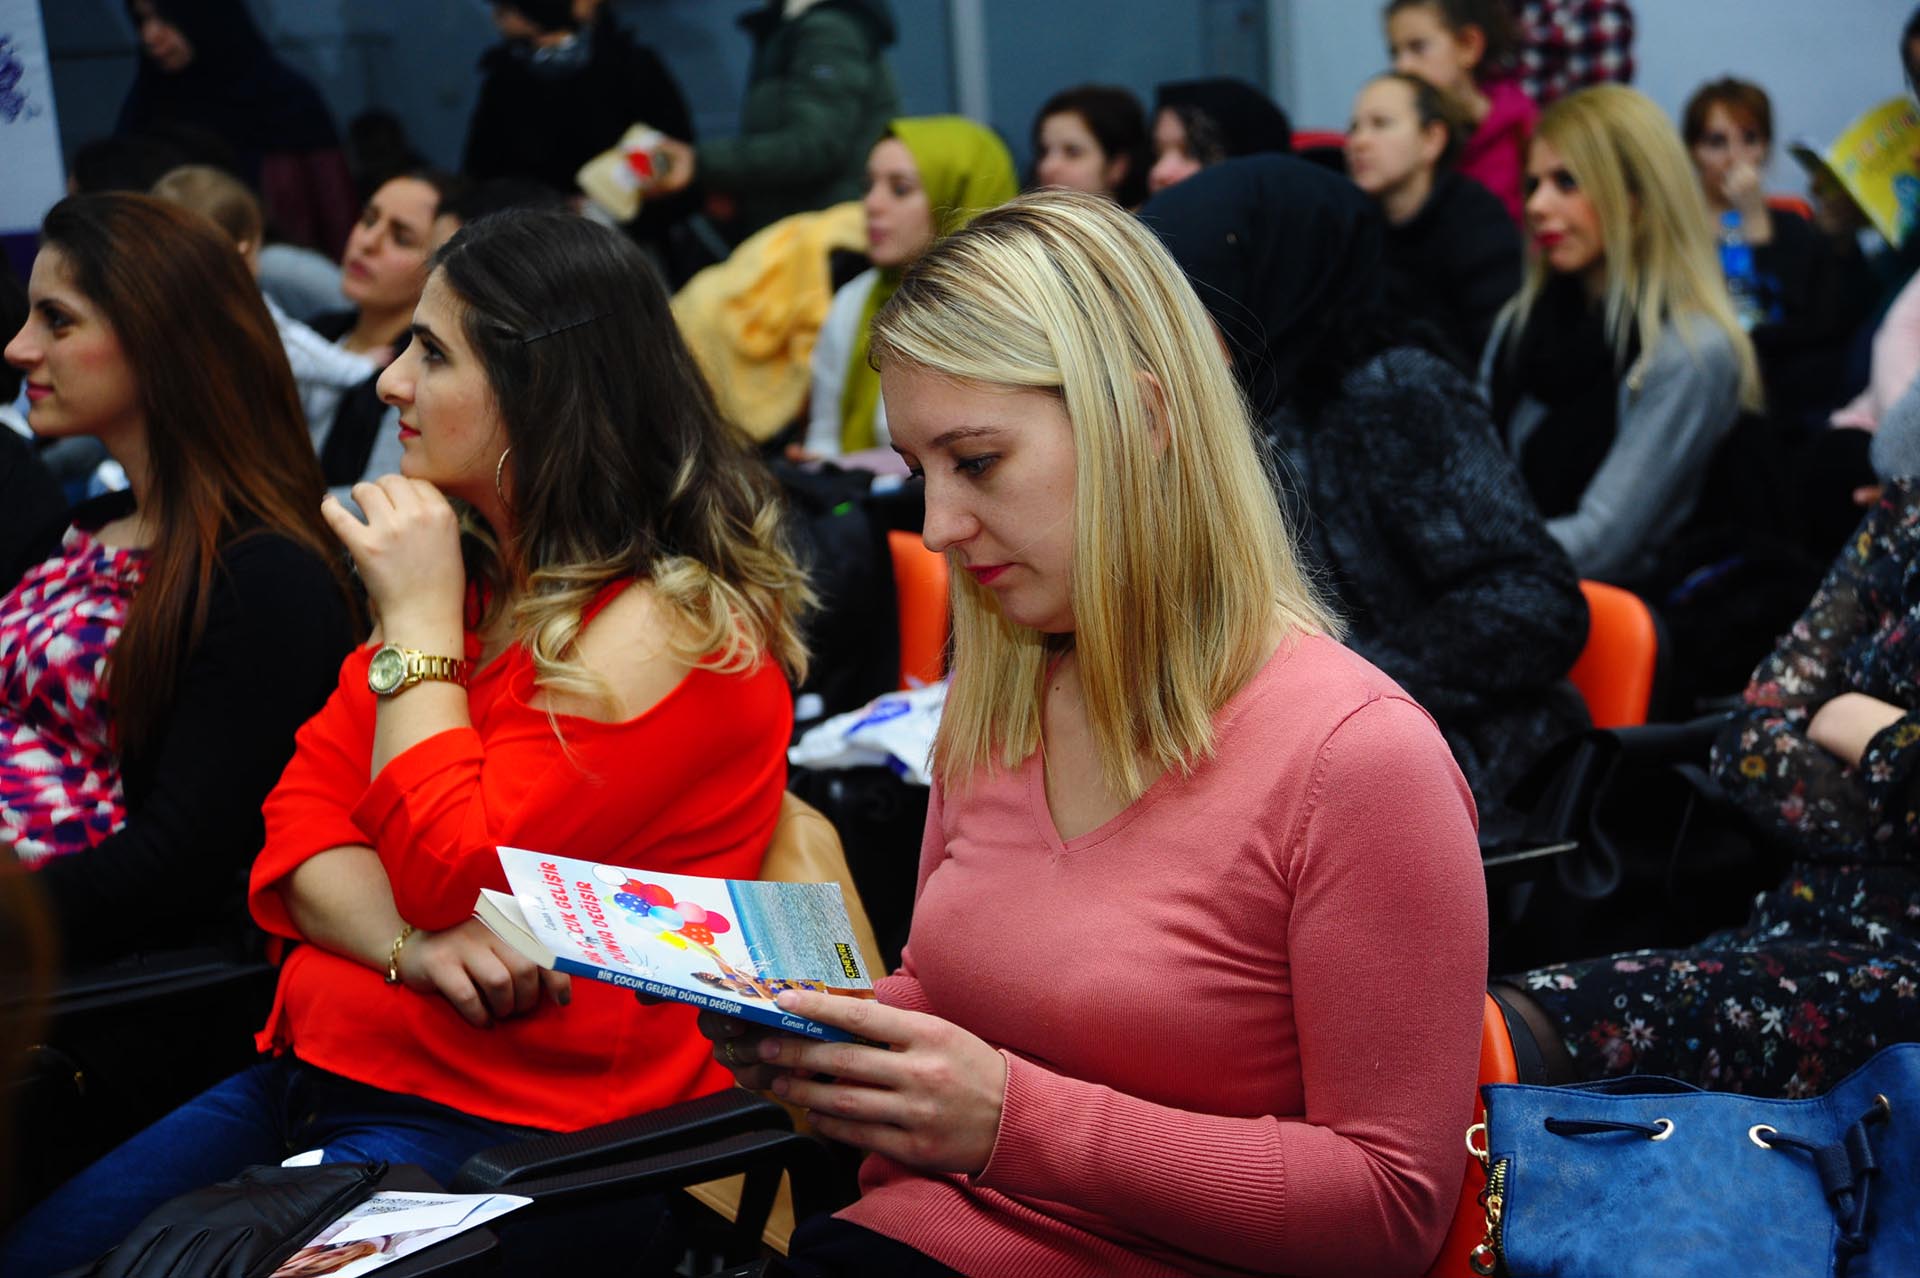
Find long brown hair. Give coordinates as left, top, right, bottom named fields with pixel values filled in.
left=39, top=193, right=352, bottom=757
left=431, top=211, right=811, bottom=697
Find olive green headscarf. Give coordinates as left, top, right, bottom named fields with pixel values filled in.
left=838, top=115, right=1019, bottom=453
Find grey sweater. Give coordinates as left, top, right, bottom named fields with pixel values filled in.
left=1481, top=310, right=1743, bottom=581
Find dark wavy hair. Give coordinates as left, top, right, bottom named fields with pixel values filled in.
left=39, top=194, right=350, bottom=756
left=1031, top=84, right=1152, bottom=207
left=1385, top=0, right=1519, bottom=78
left=429, top=211, right=811, bottom=691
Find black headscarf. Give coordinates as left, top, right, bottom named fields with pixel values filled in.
left=1139, top=154, right=1389, bottom=418
left=1153, top=78, right=1293, bottom=163
left=117, top=0, right=340, bottom=175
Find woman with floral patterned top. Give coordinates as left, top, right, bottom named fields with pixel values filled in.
left=1, top=192, right=354, bottom=965
left=1503, top=482, right=1920, bottom=1095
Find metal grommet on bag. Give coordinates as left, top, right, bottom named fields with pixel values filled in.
left=1749, top=1123, right=1777, bottom=1149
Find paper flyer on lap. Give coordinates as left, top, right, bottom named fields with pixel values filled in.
left=268, top=1191, right=528, bottom=1277
left=475, top=846, right=875, bottom=1043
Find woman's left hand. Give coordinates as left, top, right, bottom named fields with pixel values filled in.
left=321, top=476, right=465, bottom=637
left=1807, top=692, right=1909, bottom=767
left=756, top=989, right=1008, bottom=1176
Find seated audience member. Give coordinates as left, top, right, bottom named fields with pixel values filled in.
left=1029, top=84, right=1150, bottom=208
left=1145, top=156, right=1585, bottom=827
left=1683, top=77, right=1876, bottom=429
left=462, top=0, right=696, bottom=269
left=640, top=0, right=900, bottom=242
left=0, top=270, right=65, bottom=591
left=806, top=117, right=1016, bottom=459
left=1147, top=77, right=1292, bottom=194
left=119, top=0, right=356, bottom=256
left=150, top=165, right=381, bottom=448
left=308, top=171, right=457, bottom=488
left=1387, top=0, right=1536, bottom=222
left=1504, top=482, right=1920, bottom=1094
left=695, top=190, right=1487, bottom=1277
left=0, top=210, right=811, bottom=1275
left=1348, top=71, right=1522, bottom=368
left=1485, top=85, right=1761, bottom=583
left=0, top=194, right=354, bottom=967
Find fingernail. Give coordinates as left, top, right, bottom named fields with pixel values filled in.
left=770, top=1074, right=789, bottom=1096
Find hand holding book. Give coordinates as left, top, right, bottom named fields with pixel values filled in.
left=697, top=989, right=1010, bottom=1177
left=395, top=917, right=572, bottom=1030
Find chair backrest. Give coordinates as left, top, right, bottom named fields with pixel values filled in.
left=1567, top=580, right=1660, bottom=728
left=1291, top=129, right=1349, bottom=151
left=1767, top=193, right=1814, bottom=221
left=1421, top=992, right=1521, bottom=1278
left=888, top=530, right=949, bottom=689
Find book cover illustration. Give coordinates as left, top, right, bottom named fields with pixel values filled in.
left=1791, top=97, right=1920, bottom=249
left=483, top=846, right=874, bottom=1042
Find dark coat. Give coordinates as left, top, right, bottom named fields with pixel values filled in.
left=1267, top=348, right=1590, bottom=814
left=1383, top=170, right=1522, bottom=371
left=462, top=12, right=696, bottom=249
left=701, top=0, right=900, bottom=239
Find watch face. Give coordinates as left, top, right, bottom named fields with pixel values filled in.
left=368, top=645, right=409, bottom=694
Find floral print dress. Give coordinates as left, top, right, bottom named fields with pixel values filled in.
left=1517, top=484, right=1920, bottom=1096
left=0, top=526, right=146, bottom=865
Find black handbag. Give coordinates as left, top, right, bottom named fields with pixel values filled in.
left=1492, top=717, right=1782, bottom=972
left=1462, top=1043, right=1920, bottom=1277
left=62, top=1162, right=386, bottom=1278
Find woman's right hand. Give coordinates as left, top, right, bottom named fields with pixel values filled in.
left=397, top=918, right=572, bottom=1028
left=692, top=1007, right=802, bottom=1090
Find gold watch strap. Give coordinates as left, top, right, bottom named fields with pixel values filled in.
left=406, top=651, right=472, bottom=688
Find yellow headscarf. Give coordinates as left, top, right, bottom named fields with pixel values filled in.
left=838, top=116, right=1019, bottom=453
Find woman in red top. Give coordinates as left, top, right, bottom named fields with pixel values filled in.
left=3, top=210, right=813, bottom=1276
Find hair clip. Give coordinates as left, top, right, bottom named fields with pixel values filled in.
left=520, top=310, right=610, bottom=344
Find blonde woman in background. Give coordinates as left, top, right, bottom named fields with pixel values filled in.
left=697, top=190, right=1488, bottom=1278
left=1483, top=84, right=1762, bottom=583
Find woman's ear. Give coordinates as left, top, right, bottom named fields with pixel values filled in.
left=1137, top=370, right=1171, bottom=457
left=1456, top=23, right=1488, bottom=72
left=1420, top=120, right=1450, bottom=169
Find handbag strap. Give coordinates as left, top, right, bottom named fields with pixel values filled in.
left=1750, top=1097, right=1892, bottom=1268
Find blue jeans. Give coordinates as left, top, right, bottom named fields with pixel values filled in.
left=0, top=1057, right=534, bottom=1278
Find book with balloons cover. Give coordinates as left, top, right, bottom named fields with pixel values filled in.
left=473, top=846, right=876, bottom=1043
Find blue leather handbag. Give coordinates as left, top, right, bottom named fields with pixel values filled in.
left=1464, top=1042, right=1920, bottom=1277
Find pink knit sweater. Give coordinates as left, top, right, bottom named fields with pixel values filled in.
left=841, top=635, right=1489, bottom=1276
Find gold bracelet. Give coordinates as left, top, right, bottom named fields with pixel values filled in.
left=385, top=924, right=415, bottom=985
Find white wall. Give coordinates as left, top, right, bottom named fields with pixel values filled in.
left=1279, top=0, right=1914, bottom=195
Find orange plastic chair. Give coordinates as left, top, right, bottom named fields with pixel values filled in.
left=1422, top=992, right=1522, bottom=1278
left=1767, top=193, right=1814, bottom=221
left=1567, top=580, right=1660, bottom=729
left=888, top=530, right=949, bottom=688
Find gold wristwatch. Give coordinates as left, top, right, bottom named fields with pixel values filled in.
left=367, top=643, right=472, bottom=697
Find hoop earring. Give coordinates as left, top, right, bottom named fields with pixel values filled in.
left=494, top=447, right=513, bottom=511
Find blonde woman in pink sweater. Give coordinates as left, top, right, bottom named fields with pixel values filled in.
left=695, top=190, right=1489, bottom=1277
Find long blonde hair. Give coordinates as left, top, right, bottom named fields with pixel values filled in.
left=1503, top=84, right=1762, bottom=410
left=871, top=190, right=1338, bottom=800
